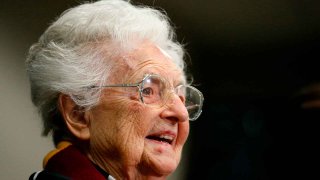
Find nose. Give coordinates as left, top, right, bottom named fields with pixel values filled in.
left=159, top=93, right=189, bottom=122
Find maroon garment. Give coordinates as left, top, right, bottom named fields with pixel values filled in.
left=45, top=145, right=107, bottom=180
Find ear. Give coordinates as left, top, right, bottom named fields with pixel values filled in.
left=58, top=94, right=90, bottom=140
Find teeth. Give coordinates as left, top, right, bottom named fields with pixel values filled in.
left=159, top=135, right=174, bottom=141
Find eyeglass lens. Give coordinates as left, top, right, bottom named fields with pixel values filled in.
left=141, top=75, right=203, bottom=121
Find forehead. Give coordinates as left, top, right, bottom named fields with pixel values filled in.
left=114, top=42, right=184, bottom=83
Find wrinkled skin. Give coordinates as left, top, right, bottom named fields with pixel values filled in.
left=86, top=42, right=190, bottom=179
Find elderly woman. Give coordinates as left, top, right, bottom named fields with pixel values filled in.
left=27, top=0, right=203, bottom=179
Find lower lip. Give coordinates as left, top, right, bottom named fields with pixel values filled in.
left=145, top=138, right=173, bottom=152
left=145, top=138, right=172, bottom=145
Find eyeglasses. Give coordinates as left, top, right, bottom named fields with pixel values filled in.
left=91, top=74, right=204, bottom=121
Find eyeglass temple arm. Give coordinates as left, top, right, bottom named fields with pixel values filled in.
left=90, top=83, right=141, bottom=89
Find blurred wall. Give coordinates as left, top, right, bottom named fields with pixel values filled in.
left=0, top=1, right=188, bottom=179
left=0, top=7, right=53, bottom=180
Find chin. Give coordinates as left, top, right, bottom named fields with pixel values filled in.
left=157, top=162, right=179, bottom=175
left=141, top=134, right=183, bottom=176
left=143, top=152, right=181, bottom=176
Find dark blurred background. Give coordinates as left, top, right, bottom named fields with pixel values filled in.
left=137, top=1, right=320, bottom=179
left=1, top=0, right=320, bottom=179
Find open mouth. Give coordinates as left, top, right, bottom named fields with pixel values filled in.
left=146, top=134, right=175, bottom=145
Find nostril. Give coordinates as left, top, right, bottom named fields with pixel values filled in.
left=177, top=95, right=186, bottom=105
left=166, top=117, right=179, bottom=123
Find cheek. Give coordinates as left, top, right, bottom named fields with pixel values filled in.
left=121, top=102, right=151, bottom=134
left=88, top=109, right=121, bottom=159
left=89, top=100, right=153, bottom=163
left=115, top=103, right=156, bottom=159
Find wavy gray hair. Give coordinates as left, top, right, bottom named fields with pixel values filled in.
left=26, top=0, right=186, bottom=145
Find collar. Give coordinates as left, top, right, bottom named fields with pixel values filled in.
left=43, top=141, right=71, bottom=168
left=93, top=163, right=116, bottom=180
left=43, top=141, right=115, bottom=180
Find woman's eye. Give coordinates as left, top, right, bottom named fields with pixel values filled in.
left=142, top=87, right=154, bottom=96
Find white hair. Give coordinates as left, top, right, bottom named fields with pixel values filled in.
left=26, top=0, right=185, bottom=144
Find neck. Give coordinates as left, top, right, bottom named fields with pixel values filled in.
left=84, top=143, right=171, bottom=180
left=123, top=166, right=168, bottom=180
left=87, top=153, right=168, bottom=180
